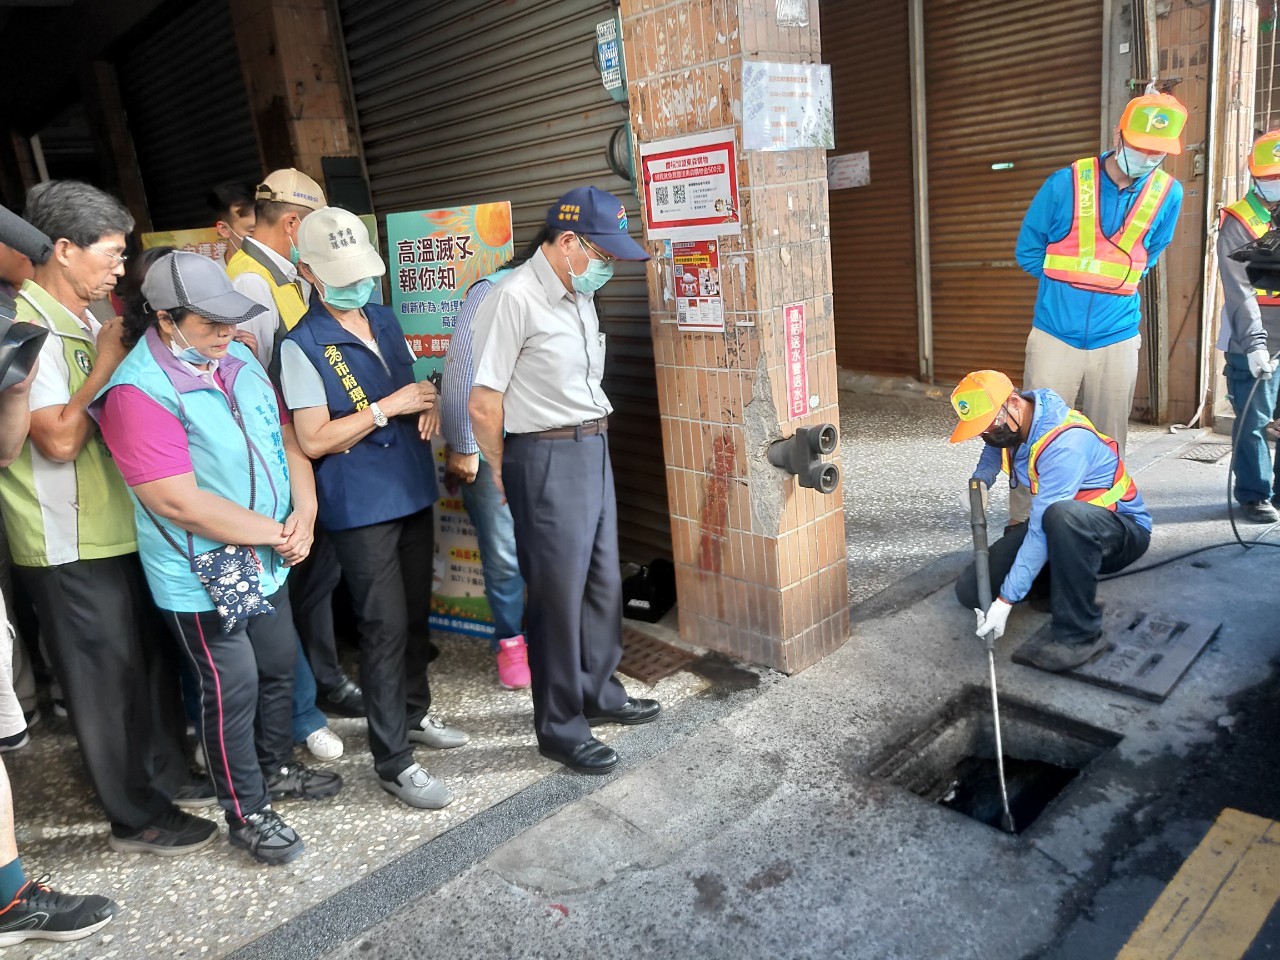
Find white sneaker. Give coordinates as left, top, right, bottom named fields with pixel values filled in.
left=408, top=714, right=470, bottom=749
left=305, top=726, right=344, bottom=761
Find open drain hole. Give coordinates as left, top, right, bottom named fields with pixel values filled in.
left=868, top=687, right=1121, bottom=835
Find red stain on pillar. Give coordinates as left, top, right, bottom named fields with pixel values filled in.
left=699, top=435, right=736, bottom=573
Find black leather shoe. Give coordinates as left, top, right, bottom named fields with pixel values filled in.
left=538, top=738, right=619, bottom=774
left=319, top=678, right=366, bottom=718
left=586, top=697, right=661, bottom=727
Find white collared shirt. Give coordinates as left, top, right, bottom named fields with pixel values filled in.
left=230, top=236, right=310, bottom=369
left=470, top=247, right=611, bottom=434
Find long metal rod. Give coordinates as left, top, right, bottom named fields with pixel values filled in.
left=908, top=0, right=934, bottom=383
left=969, top=479, right=1015, bottom=834
left=987, top=650, right=1014, bottom=834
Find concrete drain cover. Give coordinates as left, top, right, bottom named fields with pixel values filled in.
left=869, top=687, right=1120, bottom=834
left=1179, top=441, right=1232, bottom=463
left=618, top=627, right=697, bottom=684
left=1012, top=607, right=1220, bottom=702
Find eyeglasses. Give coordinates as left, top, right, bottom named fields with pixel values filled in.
left=578, top=236, right=616, bottom=264
left=87, top=243, right=128, bottom=267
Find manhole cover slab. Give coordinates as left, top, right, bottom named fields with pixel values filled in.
left=1179, top=441, right=1232, bottom=463
left=618, top=627, right=697, bottom=684
left=1013, top=606, right=1220, bottom=702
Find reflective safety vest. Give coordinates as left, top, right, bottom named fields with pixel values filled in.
left=1042, top=157, right=1173, bottom=296
left=1001, top=409, right=1137, bottom=510
left=1220, top=191, right=1280, bottom=306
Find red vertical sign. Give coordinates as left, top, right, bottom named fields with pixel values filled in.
left=784, top=303, right=808, bottom=418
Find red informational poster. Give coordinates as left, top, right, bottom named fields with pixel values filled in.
left=671, top=238, right=724, bottom=332
left=784, top=302, right=808, bottom=418
left=639, top=130, right=741, bottom=240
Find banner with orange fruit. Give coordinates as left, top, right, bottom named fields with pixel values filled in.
left=386, top=202, right=515, bottom=639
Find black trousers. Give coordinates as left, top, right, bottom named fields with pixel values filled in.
left=328, top=509, right=433, bottom=781
left=287, top=524, right=346, bottom=691
left=503, top=433, right=629, bottom=752
left=955, top=500, right=1151, bottom=645
left=163, top=586, right=297, bottom=824
left=17, top=553, right=186, bottom=831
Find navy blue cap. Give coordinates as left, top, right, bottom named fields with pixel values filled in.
left=546, top=186, right=649, bottom=261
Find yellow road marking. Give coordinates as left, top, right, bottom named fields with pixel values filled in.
left=1117, top=808, right=1280, bottom=959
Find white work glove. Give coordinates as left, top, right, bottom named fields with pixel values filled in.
left=974, top=598, right=1013, bottom=641
left=1248, top=348, right=1277, bottom=380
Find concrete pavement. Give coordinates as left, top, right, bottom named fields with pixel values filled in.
left=231, top=392, right=1280, bottom=960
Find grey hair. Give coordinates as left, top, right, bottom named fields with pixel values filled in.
left=23, top=181, right=135, bottom=263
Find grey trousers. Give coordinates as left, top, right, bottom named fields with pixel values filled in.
left=1013, top=326, right=1140, bottom=522
left=503, top=432, right=629, bottom=752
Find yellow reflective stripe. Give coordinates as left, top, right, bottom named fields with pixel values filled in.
left=1115, top=170, right=1171, bottom=253
left=1086, top=471, right=1133, bottom=508
left=1026, top=411, right=1094, bottom=491
left=1223, top=195, right=1272, bottom=239
left=1042, top=255, right=1133, bottom=279
left=1077, top=158, right=1097, bottom=260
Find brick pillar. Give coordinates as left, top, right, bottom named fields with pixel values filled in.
left=621, top=0, right=848, bottom=673
left=227, top=0, right=357, bottom=183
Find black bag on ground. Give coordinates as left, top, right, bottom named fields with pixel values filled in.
left=623, top=558, right=676, bottom=622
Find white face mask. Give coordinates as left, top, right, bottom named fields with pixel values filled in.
left=1256, top=178, right=1280, bottom=204
left=1116, top=144, right=1165, bottom=178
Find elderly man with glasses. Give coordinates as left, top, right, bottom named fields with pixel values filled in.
left=948, top=370, right=1153, bottom=673
left=0, top=184, right=217, bottom=857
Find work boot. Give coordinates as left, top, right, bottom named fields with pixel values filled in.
left=1241, top=500, right=1279, bottom=523
left=1022, top=634, right=1110, bottom=673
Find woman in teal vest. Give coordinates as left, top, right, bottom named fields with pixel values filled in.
left=95, top=251, right=343, bottom=866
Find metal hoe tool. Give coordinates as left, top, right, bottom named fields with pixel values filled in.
left=968, top=479, right=1016, bottom=834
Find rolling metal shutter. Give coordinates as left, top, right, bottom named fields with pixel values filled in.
left=116, top=0, right=261, bottom=231
left=924, top=0, right=1104, bottom=384
left=339, top=0, right=671, bottom=563
left=822, top=1, right=919, bottom=377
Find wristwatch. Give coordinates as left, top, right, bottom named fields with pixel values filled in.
left=370, top=402, right=389, bottom=428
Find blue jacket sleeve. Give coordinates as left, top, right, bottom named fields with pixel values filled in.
left=1139, top=177, right=1183, bottom=274
left=1016, top=170, right=1072, bottom=280
left=971, top=443, right=1002, bottom=487
left=439, top=281, right=492, bottom=454
left=998, top=434, right=1091, bottom=602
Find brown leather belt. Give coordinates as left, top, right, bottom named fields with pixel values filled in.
left=531, top=416, right=609, bottom=440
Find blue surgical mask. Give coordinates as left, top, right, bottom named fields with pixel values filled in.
left=320, top=277, right=377, bottom=310
left=1256, top=178, right=1280, bottom=204
left=567, top=239, right=615, bottom=294
left=1116, top=144, right=1165, bottom=178
left=168, top=324, right=209, bottom=365
left=288, top=238, right=301, bottom=266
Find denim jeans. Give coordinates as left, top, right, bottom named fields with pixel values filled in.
left=460, top=458, right=527, bottom=651
left=1224, top=351, right=1280, bottom=504
left=291, top=640, right=328, bottom=743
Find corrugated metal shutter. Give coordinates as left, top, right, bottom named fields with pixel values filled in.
left=116, top=0, right=260, bottom=231
left=821, top=1, right=918, bottom=377
left=340, top=0, right=671, bottom=562
left=924, top=0, right=1104, bottom=384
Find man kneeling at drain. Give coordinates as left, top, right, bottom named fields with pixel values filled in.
left=950, top=370, right=1153, bottom=672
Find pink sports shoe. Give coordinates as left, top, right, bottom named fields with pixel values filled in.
left=496, top=635, right=531, bottom=689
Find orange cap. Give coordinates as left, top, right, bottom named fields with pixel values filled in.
left=1251, top=130, right=1280, bottom=178
left=1118, top=93, right=1187, bottom=155
left=950, top=370, right=1016, bottom=443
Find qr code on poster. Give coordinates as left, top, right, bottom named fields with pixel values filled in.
left=655, top=185, right=670, bottom=205
left=672, top=184, right=687, bottom=204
